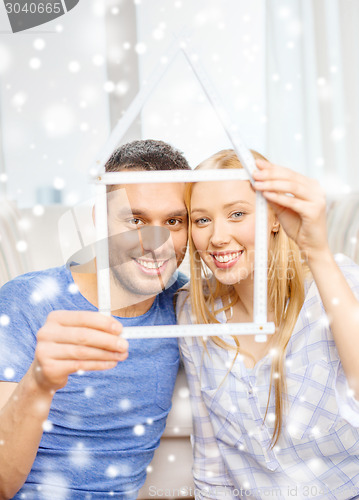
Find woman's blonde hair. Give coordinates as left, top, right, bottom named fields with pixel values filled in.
left=185, top=149, right=307, bottom=447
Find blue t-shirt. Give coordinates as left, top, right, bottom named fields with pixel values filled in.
left=0, top=266, right=187, bottom=499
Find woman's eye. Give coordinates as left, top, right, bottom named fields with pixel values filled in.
left=231, top=211, right=245, bottom=219
left=194, top=217, right=210, bottom=226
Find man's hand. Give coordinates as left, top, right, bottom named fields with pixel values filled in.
left=32, top=310, right=129, bottom=392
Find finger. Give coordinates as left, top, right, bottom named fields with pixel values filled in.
left=37, top=324, right=128, bottom=353
left=47, top=310, right=123, bottom=335
left=254, top=180, right=312, bottom=201
left=254, top=159, right=310, bottom=187
left=56, top=360, right=120, bottom=373
left=44, top=343, right=129, bottom=362
left=261, top=191, right=307, bottom=213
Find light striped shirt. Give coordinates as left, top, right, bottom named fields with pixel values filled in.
left=177, top=255, right=359, bottom=500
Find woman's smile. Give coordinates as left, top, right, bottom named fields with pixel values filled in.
left=210, top=250, right=244, bottom=269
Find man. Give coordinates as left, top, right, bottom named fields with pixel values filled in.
left=0, top=140, right=189, bottom=499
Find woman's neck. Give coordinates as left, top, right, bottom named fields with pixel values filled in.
left=233, top=280, right=255, bottom=319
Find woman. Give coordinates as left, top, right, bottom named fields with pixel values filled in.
left=177, top=149, right=359, bottom=500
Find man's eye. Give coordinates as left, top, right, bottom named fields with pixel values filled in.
left=166, top=218, right=181, bottom=226
left=128, top=218, right=143, bottom=226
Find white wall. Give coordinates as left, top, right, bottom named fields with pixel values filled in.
left=135, top=0, right=266, bottom=169
left=0, top=0, right=110, bottom=207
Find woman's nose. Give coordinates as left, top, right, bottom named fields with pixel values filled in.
left=209, top=222, right=231, bottom=247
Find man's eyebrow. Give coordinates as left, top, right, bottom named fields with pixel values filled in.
left=116, top=208, right=188, bottom=217
left=165, top=209, right=188, bottom=218
left=191, top=200, right=252, bottom=214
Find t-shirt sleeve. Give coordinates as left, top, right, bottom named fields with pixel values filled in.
left=0, top=278, right=38, bottom=382
left=175, top=288, right=193, bottom=325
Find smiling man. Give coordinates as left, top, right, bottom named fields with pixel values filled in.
left=0, top=140, right=189, bottom=499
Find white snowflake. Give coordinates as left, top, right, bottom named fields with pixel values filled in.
left=92, top=54, right=105, bottom=66
left=152, top=28, right=165, bottom=41
left=16, top=241, right=28, bottom=253
left=133, top=424, right=145, bottom=436
left=4, top=367, right=15, bottom=380
left=42, top=420, right=53, bottom=432
left=29, top=58, right=41, bottom=70
left=68, top=61, right=81, bottom=73
left=33, top=38, right=46, bottom=51
left=0, top=314, right=10, bottom=326
left=267, top=412, right=276, bottom=423
left=0, top=44, right=11, bottom=74
left=53, top=177, right=66, bottom=190
left=331, top=127, right=346, bottom=142
left=30, top=277, right=60, bottom=304
left=119, top=398, right=132, bottom=411
left=84, top=386, right=94, bottom=398
left=69, top=442, right=91, bottom=468
left=68, top=283, right=79, bottom=294
left=12, top=92, right=27, bottom=108
left=39, top=473, right=69, bottom=500
left=116, top=81, right=129, bottom=96
left=135, top=43, right=147, bottom=55
left=43, top=104, right=75, bottom=137
left=104, top=81, right=115, bottom=93
left=178, top=387, right=189, bottom=398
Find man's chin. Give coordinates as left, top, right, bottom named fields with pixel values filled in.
left=110, top=264, right=177, bottom=296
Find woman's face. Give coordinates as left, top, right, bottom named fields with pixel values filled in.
left=191, top=179, right=271, bottom=287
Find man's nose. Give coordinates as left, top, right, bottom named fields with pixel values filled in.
left=139, top=226, right=171, bottom=253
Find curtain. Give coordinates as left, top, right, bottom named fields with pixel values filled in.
left=266, top=0, right=359, bottom=194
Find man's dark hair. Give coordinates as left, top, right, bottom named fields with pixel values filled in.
left=105, top=139, right=190, bottom=172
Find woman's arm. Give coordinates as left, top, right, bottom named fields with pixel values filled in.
left=253, top=160, right=359, bottom=398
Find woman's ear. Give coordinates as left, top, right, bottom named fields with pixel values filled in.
left=92, top=205, right=96, bottom=226
left=272, top=218, right=280, bottom=233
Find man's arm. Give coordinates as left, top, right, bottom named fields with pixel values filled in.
left=0, top=310, right=128, bottom=499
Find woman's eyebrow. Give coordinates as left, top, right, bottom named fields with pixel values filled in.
left=191, top=200, right=252, bottom=215
left=223, top=200, right=253, bottom=209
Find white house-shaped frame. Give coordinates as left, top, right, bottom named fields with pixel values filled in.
left=91, top=39, right=275, bottom=341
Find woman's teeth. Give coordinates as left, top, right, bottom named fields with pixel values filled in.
left=136, top=259, right=165, bottom=269
left=213, top=251, right=242, bottom=263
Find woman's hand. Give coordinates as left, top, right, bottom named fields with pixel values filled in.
left=253, top=159, right=329, bottom=259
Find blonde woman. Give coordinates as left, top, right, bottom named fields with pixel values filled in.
left=177, top=150, right=359, bottom=500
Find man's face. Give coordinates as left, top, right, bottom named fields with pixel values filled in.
left=107, top=182, right=188, bottom=298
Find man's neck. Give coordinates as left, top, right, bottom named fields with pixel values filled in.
left=71, top=268, right=156, bottom=318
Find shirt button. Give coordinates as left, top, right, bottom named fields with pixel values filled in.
left=248, top=389, right=253, bottom=395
